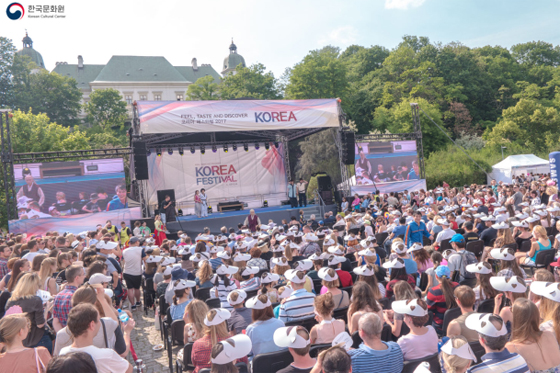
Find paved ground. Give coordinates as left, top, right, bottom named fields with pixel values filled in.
left=128, top=307, right=181, bottom=373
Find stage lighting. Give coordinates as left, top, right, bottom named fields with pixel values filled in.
left=255, top=143, right=260, bottom=150
left=156, top=147, right=162, bottom=157
left=232, top=144, right=237, bottom=151
left=201, top=145, right=205, bottom=154
left=178, top=147, right=184, bottom=156
left=274, top=141, right=279, bottom=148
left=190, top=146, right=195, bottom=154
left=168, top=148, right=173, bottom=155
left=263, top=200, right=268, bottom=207
left=265, top=143, right=270, bottom=151
left=223, top=144, right=228, bottom=153
left=244, top=144, right=248, bottom=152
left=212, top=145, right=217, bottom=153
left=146, top=149, right=151, bottom=156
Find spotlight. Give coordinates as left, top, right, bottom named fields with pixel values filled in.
left=274, top=141, right=279, bottom=148
left=156, top=147, right=162, bottom=157
left=244, top=144, right=248, bottom=152
left=190, top=146, right=195, bottom=154
left=168, top=148, right=173, bottom=155
left=146, top=149, right=151, bottom=156
left=223, top=144, right=228, bottom=153
left=178, top=147, right=184, bottom=156
left=201, top=145, right=205, bottom=154
left=212, top=145, right=217, bottom=153
left=232, top=144, right=237, bottom=151
left=255, top=143, right=260, bottom=150
left=265, top=143, right=270, bottom=151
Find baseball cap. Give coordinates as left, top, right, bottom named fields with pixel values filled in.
left=435, top=265, right=451, bottom=279
left=449, top=234, right=465, bottom=243
left=129, top=237, right=140, bottom=244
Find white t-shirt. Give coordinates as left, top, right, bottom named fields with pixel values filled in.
left=436, top=228, right=456, bottom=243
left=22, top=251, right=41, bottom=262
left=59, top=345, right=129, bottom=373
left=122, top=246, right=145, bottom=276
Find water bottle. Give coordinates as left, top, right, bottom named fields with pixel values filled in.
left=133, top=359, right=145, bottom=373
left=118, top=308, right=129, bottom=323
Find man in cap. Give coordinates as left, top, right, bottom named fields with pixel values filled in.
left=446, top=234, right=477, bottom=286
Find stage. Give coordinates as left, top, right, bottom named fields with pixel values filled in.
left=167, top=203, right=338, bottom=236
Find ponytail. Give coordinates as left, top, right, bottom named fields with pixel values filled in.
left=439, top=276, right=457, bottom=309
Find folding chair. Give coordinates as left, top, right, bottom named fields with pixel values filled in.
left=442, top=307, right=462, bottom=336
left=401, top=352, right=441, bottom=373
left=309, top=343, right=331, bottom=358
left=253, top=349, right=294, bottom=372
left=332, top=306, right=349, bottom=324
left=195, top=287, right=211, bottom=301
left=175, top=342, right=194, bottom=372
left=521, top=249, right=556, bottom=276
left=465, top=240, right=484, bottom=258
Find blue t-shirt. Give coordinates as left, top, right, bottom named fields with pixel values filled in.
left=402, top=257, right=418, bottom=275
left=392, top=225, right=407, bottom=237
left=170, top=299, right=190, bottom=321
left=348, top=342, right=404, bottom=373
left=106, top=196, right=128, bottom=211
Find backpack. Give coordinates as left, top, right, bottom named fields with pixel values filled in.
left=458, top=250, right=477, bottom=280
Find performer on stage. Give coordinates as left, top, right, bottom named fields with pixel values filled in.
left=154, top=214, right=167, bottom=245
left=161, top=195, right=176, bottom=222
left=244, top=209, right=261, bottom=233
left=200, top=188, right=208, bottom=217
left=194, top=190, right=202, bottom=218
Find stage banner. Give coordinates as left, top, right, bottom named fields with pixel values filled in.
left=350, top=179, right=427, bottom=195
left=146, top=144, right=288, bottom=208
left=137, top=99, right=340, bottom=134
left=8, top=207, right=143, bottom=236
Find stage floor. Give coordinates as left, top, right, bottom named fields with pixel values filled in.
left=176, top=204, right=302, bottom=222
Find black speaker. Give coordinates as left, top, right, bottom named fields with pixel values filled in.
left=157, top=189, right=175, bottom=209
left=133, top=141, right=149, bottom=180
left=342, top=131, right=355, bottom=165
left=320, top=190, right=333, bottom=205
left=334, top=190, right=344, bottom=204
left=317, top=175, right=332, bottom=192
left=130, top=217, right=155, bottom=233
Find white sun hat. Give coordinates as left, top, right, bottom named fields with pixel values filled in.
left=309, top=252, right=326, bottom=261
left=161, top=257, right=176, bottom=266
left=318, top=267, right=338, bottom=281
left=274, top=326, right=311, bottom=349
left=530, top=281, right=560, bottom=302
left=204, top=308, right=231, bottom=326
left=441, top=338, right=477, bottom=361
left=413, top=362, right=432, bottom=373
left=271, top=257, right=290, bottom=267
left=163, top=266, right=173, bottom=276
left=174, top=280, right=196, bottom=290
left=327, top=246, right=345, bottom=255
left=490, top=276, right=527, bottom=293
left=146, top=255, right=163, bottom=264
left=245, top=295, right=272, bottom=310
left=407, top=243, right=423, bottom=253
left=391, top=241, right=407, bottom=255
left=277, top=286, right=294, bottom=299
left=357, top=248, right=377, bottom=257
left=391, top=298, right=428, bottom=317
left=491, top=222, right=509, bottom=230
left=481, top=216, right=496, bottom=222
left=294, top=259, right=314, bottom=271
left=466, top=262, right=492, bottom=274
left=382, top=258, right=405, bottom=269
left=511, top=221, right=529, bottom=228
left=216, top=264, right=239, bottom=276
left=260, top=272, right=280, bottom=284
left=241, top=266, right=259, bottom=276
left=284, top=269, right=307, bottom=284
left=327, top=255, right=346, bottom=266
left=465, top=313, right=508, bottom=337
left=217, top=251, right=231, bottom=260
left=332, top=331, right=353, bottom=351
left=489, top=247, right=515, bottom=261
left=525, top=216, right=540, bottom=223
left=227, top=289, right=247, bottom=306
left=211, top=334, right=252, bottom=365
left=353, top=264, right=375, bottom=277
left=233, top=253, right=251, bottom=262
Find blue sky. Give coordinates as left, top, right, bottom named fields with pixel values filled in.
left=1, top=0, right=559, bottom=79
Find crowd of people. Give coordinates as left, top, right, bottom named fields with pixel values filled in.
left=1, top=173, right=560, bottom=373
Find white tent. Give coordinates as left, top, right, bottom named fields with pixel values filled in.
left=488, top=154, right=549, bottom=184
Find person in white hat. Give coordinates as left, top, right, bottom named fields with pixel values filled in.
left=353, top=264, right=385, bottom=299
left=504, top=298, right=560, bottom=373
left=271, top=257, right=291, bottom=286
left=274, top=326, right=316, bottom=372
left=326, top=255, right=354, bottom=289
left=514, top=225, right=552, bottom=266
left=210, top=265, right=239, bottom=310
left=465, top=261, right=498, bottom=310
left=239, top=266, right=261, bottom=291
left=278, top=270, right=316, bottom=323
left=491, top=276, right=527, bottom=330
left=390, top=298, right=437, bottom=361
left=226, top=289, right=252, bottom=335
left=245, top=294, right=285, bottom=357
left=192, top=308, right=232, bottom=371
left=441, top=336, right=476, bottom=373
left=489, top=247, right=527, bottom=279
left=209, top=334, right=252, bottom=371
left=308, top=293, right=346, bottom=345
left=169, top=279, right=196, bottom=321
left=318, top=267, right=350, bottom=309
left=435, top=219, right=455, bottom=245
left=390, top=240, right=418, bottom=276
left=156, top=266, right=174, bottom=298
left=383, top=258, right=415, bottom=299
left=479, top=216, right=498, bottom=247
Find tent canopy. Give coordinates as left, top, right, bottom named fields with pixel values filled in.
left=488, top=154, right=549, bottom=184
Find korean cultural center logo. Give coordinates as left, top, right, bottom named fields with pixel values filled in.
left=6, top=2, right=24, bottom=19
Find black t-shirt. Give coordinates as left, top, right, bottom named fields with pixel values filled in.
left=463, top=232, right=479, bottom=242
left=277, top=365, right=313, bottom=373
left=84, top=201, right=100, bottom=212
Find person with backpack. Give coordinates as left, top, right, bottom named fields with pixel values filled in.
left=446, top=234, right=478, bottom=287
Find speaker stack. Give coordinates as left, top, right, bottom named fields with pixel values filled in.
left=341, top=130, right=356, bottom=165
left=133, top=141, right=149, bottom=180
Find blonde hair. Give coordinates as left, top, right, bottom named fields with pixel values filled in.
left=185, top=299, right=209, bottom=338
left=39, top=257, right=57, bottom=290
left=533, top=225, right=548, bottom=240
left=321, top=268, right=340, bottom=289
left=0, top=313, right=29, bottom=346
left=205, top=309, right=230, bottom=345
left=197, top=260, right=213, bottom=284
left=9, top=272, right=40, bottom=301
left=442, top=336, right=472, bottom=373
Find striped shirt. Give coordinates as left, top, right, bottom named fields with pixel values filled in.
left=468, top=349, right=529, bottom=373
left=209, top=279, right=238, bottom=310
left=426, top=282, right=458, bottom=326
left=348, top=342, right=404, bottom=373
left=278, top=288, right=315, bottom=322
left=240, top=277, right=261, bottom=292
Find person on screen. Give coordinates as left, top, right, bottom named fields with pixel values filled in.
left=355, top=150, right=372, bottom=181
left=82, top=193, right=102, bottom=214
left=50, top=192, right=72, bottom=216
left=22, top=201, right=51, bottom=219
left=407, top=160, right=420, bottom=180
left=16, top=175, right=45, bottom=208
left=106, top=184, right=128, bottom=211
left=96, top=187, right=109, bottom=210
left=393, top=166, right=405, bottom=182
left=374, top=164, right=390, bottom=182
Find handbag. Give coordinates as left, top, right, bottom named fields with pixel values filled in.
left=44, top=324, right=56, bottom=341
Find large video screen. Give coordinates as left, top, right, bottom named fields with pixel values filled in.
left=13, top=158, right=128, bottom=220
left=354, top=140, right=420, bottom=185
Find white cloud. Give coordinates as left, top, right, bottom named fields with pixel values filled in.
left=319, top=26, right=359, bottom=46
left=384, top=0, right=426, bottom=10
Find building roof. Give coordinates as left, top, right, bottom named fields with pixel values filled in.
left=94, top=56, right=188, bottom=82
left=16, top=32, right=45, bottom=69
left=492, top=154, right=549, bottom=170
left=52, top=63, right=105, bottom=90
left=222, top=40, right=246, bottom=74
left=175, top=64, right=222, bottom=82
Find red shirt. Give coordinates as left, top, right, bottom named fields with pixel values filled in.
left=192, top=334, right=248, bottom=372
left=336, top=269, right=353, bottom=288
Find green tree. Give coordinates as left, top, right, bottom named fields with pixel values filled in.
left=285, top=46, right=348, bottom=100
left=10, top=109, right=91, bottom=153
left=511, top=41, right=560, bottom=67
left=0, top=37, right=16, bottom=108
left=186, top=75, right=219, bottom=101
left=219, top=63, right=280, bottom=100
left=83, top=88, right=128, bottom=130
left=295, top=129, right=342, bottom=185
left=12, top=66, right=82, bottom=126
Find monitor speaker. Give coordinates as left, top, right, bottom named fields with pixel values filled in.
left=317, top=175, right=332, bottom=192
left=320, top=190, right=333, bottom=205
left=133, top=141, right=149, bottom=180
left=341, top=131, right=355, bottom=165
left=157, top=189, right=175, bottom=209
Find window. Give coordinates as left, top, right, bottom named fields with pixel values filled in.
left=125, top=95, right=132, bottom=104
left=154, top=94, right=161, bottom=101
left=176, top=94, right=183, bottom=101
left=139, top=94, right=147, bottom=100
